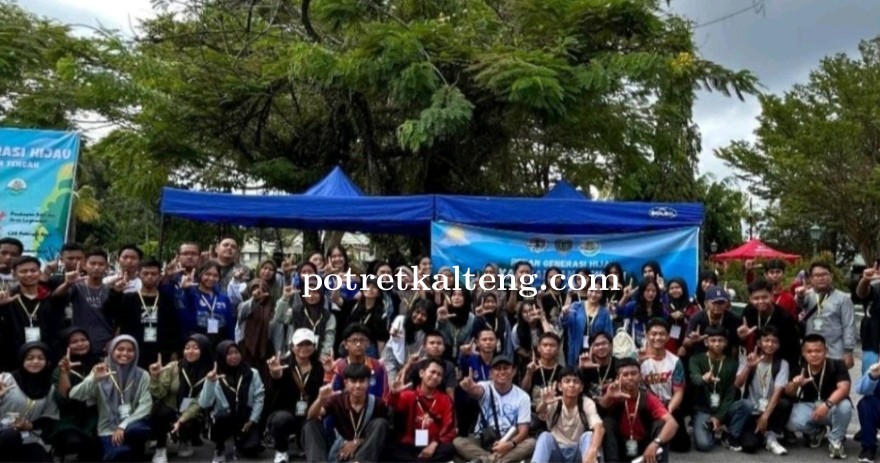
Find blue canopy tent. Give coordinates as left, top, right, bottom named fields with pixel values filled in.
left=543, top=179, right=587, bottom=200
left=158, top=168, right=702, bottom=254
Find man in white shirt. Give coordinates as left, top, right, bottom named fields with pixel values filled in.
left=454, top=355, right=536, bottom=463
left=640, top=318, right=690, bottom=452
left=533, top=367, right=604, bottom=463
left=102, top=244, right=143, bottom=293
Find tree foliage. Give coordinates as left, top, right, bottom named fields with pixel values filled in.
left=717, top=37, right=880, bottom=262
left=2, top=0, right=758, bottom=258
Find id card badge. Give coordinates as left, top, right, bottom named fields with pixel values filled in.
left=496, top=339, right=502, bottom=353
left=65, top=304, right=73, bottom=321
left=812, top=318, right=824, bottom=331
left=415, top=429, right=429, bottom=447
left=582, top=335, right=590, bottom=349
left=670, top=324, right=682, bottom=339
left=207, top=318, right=219, bottom=334
left=119, top=403, right=131, bottom=420
left=20, top=431, right=31, bottom=439
left=179, top=398, right=194, bottom=413
left=710, top=392, right=721, bottom=409
left=757, top=398, right=769, bottom=413
left=24, top=327, right=40, bottom=343
left=625, top=438, right=639, bottom=456
left=295, top=400, right=308, bottom=417
left=144, top=326, right=158, bottom=343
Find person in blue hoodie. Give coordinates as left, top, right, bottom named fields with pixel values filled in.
left=856, top=359, right=880, bottom=462
left=177, top=260, right=235, bottom=348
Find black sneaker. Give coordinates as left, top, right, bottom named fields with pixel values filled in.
left=809, top=427, right=828, bottom=448
left=860, top=447, right=877, bottom=463
left=723, top=432, right=743, bottom=452
left=783, top=430, right=799, bottom=445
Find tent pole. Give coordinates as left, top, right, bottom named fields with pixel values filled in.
left=258, top=227, right=264, bottom=262
left=158, top=213, right=167, bottom=261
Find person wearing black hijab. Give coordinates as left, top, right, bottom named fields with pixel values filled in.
left=199, top=340, right=265, bottom=462
left=0, top=342, right=59, bottom=462
left=148, top=334, right=213, bottom=463
left=51, top=327, right=101, bottom=461
left=665, top=278, right=700, bottom=353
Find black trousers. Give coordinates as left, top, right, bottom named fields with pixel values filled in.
left=266, top=411, right=308, bottom=452
left=51, top=428, right=101, bottom=461
left=739, top=398, right=793, bottom=453
left=151, top=402, right=203, bottom=448
left=302, top=418, right=389, bottom=463
left=602, top=417, right=669, bottom=463
left=0, top=429, right=51, bottom=463
left=210, top=415, right=263, bottom=457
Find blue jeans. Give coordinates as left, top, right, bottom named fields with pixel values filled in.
left=787, top=400, right=852, bottom=443
left=692, top=401, right=751, bottom=452
left=99, top=419, right=152, bottom=462
left=532, top=431, right=595, bottom=463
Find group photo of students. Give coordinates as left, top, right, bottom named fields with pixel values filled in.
left=2, top=234, right=880, bottom=463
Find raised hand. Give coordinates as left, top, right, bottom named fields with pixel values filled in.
left=112, top=275, right=129, bottom=292
left=526, top=351, right=539, bottom=373
left=318, top=383, right=338, bottom=401
left=321, top=355, right=335, bottom=374
left=578, top=351, right=599, bottom=370
left=233, top=267, right=246, bottom=281
left=791, top=370, right=813, bottom=387
left=701, top=371, right=717, bottom=384
left=459, top=367, right=477, bottom=391
left=266, top=355, right=288, bottom=377
left=180, top=269, right=196, bottom=289
left=606, top=381, right=630, bottom=400
left=92, top=363, right=113, bottom=381
left=149, top=353, right=164, bottom=378
left=540, top=382, right=559, bottom=404
left=282, top=285, right=296, bottom=301
left=206, top=362, right=224, bottom=382
left=0, top=381, right=16, bottom=398
left=164, top=258, right=183, bottom=277
left=64, top=262, right=84, bottom=285
left=0, top=290, right=11, bottom=306
left=737, top=318, right=757, bottom=340
left=437, top=305, right=454, bottom=321
left=746, top=352, right=765, bottom=369
left=685, top=326, right=706, bottom=346
left=59, top=348, right=81, bottom=373
left=459, top=340, right=474, bottom=356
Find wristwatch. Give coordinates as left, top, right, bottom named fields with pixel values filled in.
left=653, top=437, right=663, bottom=446
left=824, top=400, right=834, bottom=409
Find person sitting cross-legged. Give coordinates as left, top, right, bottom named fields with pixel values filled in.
left=532, top=367, right=604, bottom=463
left=857, top=358, right=880, bottom=462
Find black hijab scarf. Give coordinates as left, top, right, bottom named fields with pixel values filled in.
left=178, top=334, right=213, bottom=404
left=215, top=341, right=253, bottom=411
left=60, top=327, right=99, bottom=378
left=13, top=342, right=53, bottom=400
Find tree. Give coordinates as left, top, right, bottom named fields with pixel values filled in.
left=717, top=37, right=880, bottom=262
left=696, top=174, right=745, bottom=253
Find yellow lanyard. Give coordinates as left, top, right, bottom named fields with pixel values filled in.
left=180, top=368, right=206, bottom=398
left=415, top=395, right=436, bottom=429
left=293, top=365, right=311, bottom=400
left=16, top=296, right=37, bottom=327
left=349, top=403, right=366, bottom=438
left=304, top=309, right=322, bottom=330
left=109, top=372, right=130, bottom=404
left=758, top=312, right=773, bottom=330
left=200, top=293, right=217, bottom=317
left=709, top=358, right=724, bottom=393
left=539, top=364, right=558, bottom=386
left=221, top=375, right=244, bottom=398
left=805, top=361, right=827, bottom=398
left=138, top=291, right=159, bottom=321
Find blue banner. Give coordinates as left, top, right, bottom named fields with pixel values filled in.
left=431, top=221, right=699, bottom=292
left=0, top=128, right=81, bottom=261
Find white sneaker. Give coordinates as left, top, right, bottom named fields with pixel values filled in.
left=766, top=438, right=788, bottom=455
left=177, top=442, right=194, bottom=458
left=212, top=449, right=226, bottom=463
left=829, top=440, right=847, bottom=459
left=152, top=448, right=168, bottom=463
left=274, top=450, right=289, bottom=463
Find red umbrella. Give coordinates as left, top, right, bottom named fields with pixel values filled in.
left=713, top=239, right=800, bottom=262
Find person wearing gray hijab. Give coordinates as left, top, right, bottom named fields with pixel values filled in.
left=70, top=334, right=153, bottom=462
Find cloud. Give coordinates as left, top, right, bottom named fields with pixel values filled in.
left=23, top=0, right=155, bottom=34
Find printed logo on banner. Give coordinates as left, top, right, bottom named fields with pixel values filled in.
left=6, top=178, right=27, bottom=195
left=554, top=239, right=573, bottom=254
left=578, top=240, right=601, bottom=257
left=527, top=237, right=547, bottom=253
left=649, top=207, right=677, bottom=219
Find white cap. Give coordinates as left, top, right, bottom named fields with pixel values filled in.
left=291, top=328, right=318, bottom=346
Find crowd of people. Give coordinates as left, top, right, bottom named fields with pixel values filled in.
left=1, top=234, right=880, bottom=463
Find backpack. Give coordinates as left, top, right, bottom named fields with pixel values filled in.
left=612, top=322, right=638, bottom=359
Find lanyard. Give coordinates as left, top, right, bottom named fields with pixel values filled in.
left=583, top=305, right=596, bottom=338
left=293, top=365, right=311, bottom=399
left=109, top=372, right=130, bottom=404
left=304, top=309, right=323, bottom=331
left=180, top=368, right=206, bottom=398
left=757, top=362, right=771, bottom=398
left=22, top=398, right=36, bottom=418
left=598, top=361, right=613, bottom=385
left=709, top=358, right=724, bottom=393
left=349, top=403, right=366, bottom=438
left=625, top=391, right=641, bottom=439
left=221, top=375, right=244, bottom=399
left=804, top=361, right=827, bottom=398
left=415, top=394, right=436, bottom=429
left=816, top=293, right=828, bottom=317
left=539, top=365, right=558, bottom=387
left=757, top=312, right=773, bottom=330
left=200, top=293, right=217, bottom=317
left=138, top=291, right=159, bottom=322
left=16, top=296, right=37, bottom=327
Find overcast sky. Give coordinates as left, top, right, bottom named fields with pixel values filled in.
left=19, top=0, right=880, bottom=180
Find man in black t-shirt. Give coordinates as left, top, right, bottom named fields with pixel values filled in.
left=784, top=334, right=851, bottom=459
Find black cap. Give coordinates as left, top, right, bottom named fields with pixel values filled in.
left=491, top=355, right=514, bottom=368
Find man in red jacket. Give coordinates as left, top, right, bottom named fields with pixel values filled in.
left=386, top=358, right=457, bottom=461
left=763, top=260, right=797, bottom=319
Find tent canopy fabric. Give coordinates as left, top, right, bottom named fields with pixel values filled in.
left=543, top=180, right=587, bottom=200
left=303, top=166, right=364, bottom=197
left=160, top=169, right=704, bottom=235
left=713, top=239, right=800, bottom=262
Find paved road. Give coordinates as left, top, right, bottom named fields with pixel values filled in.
left=157, top=351, right=871, bottom=462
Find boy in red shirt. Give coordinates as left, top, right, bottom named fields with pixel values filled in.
left=386, top=358, right=456, bottom=461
